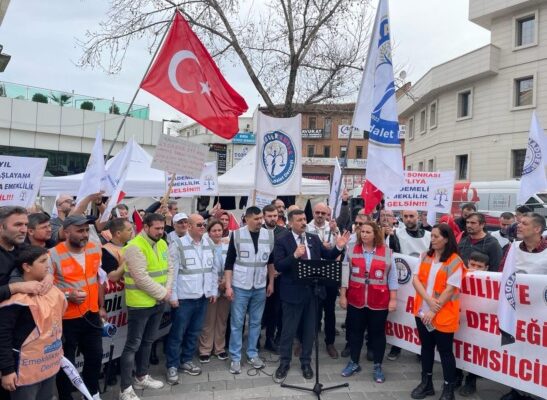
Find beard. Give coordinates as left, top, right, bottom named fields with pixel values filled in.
left=68, top=237, right=88, bottom=249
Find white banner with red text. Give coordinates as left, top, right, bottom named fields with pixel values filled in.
left=74, top=279, right=172, bottom=368
left=387, top=253, right=546, bottom=398
left=168, top=161, right=218, bottom=197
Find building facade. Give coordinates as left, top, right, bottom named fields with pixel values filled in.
left=399, top=0, right=547, bottom=182
left=0, top=81, right=161, bottom=176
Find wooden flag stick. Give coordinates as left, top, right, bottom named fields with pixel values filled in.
left=162, top=172, right=177, bottom=207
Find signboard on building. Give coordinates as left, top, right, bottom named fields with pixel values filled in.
left=232, top=132, right=255, bottom=145
left=209, top=143, right=227, bottom=174
left=346, top=159, right=367, bottom=169
left=302, top=129, right=324, bottom=139
left=233, top=145, right=253, bottom=163
left=338, top=125, right=364, bottom=139
left=303, top=173, right=331, bottom=181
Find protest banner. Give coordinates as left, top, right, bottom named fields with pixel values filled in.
left=0, top=155, right=47, bottom=208
left=255, top=112, right=302, bottom=195
left=386, top=253, right=546, bottom=398
left=169, top=161, right=218, bottom=197
left=151, top=134, right=208, bottom=178
left=74, top=279, right=171, bottom=368
left=385, top=170, right=455, bottom=212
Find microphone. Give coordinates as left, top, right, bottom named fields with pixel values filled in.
left=300, top=233, right=306, bottom=245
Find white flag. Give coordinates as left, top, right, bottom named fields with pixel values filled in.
left=60, top=356, right=93, bottom=400
left=497, top=242, right=517, bottom=346
left=518, top=111, right=547, bottom=204
left=255, top=112, right=302, bottom=195
left=328, top=158, right=344, bottom=218
left=353, top=0, right=404, bottom=200
left=100, top=140, right=134, bottom=223
left=75, top=129, right=105, bottom=206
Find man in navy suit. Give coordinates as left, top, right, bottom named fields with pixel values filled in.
left=274, top=209, right=350, bottom=381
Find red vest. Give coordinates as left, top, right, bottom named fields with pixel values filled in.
left=347, top=244, right=391, bottom=310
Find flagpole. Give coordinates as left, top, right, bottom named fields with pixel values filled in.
left=104, top=11, right=177, bottom=161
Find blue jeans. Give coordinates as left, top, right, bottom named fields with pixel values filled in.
left=229, top=286, right=266, bottom=362
left=165, top=297, right=208, bottom=368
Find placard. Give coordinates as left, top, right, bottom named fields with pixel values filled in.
left=386, top=253, right=546, bottom=399
left=151, top=134, right=208, bottom=178
left=169, top=162, right=218, bottom=197
left=0, top=156, right=47, bottom=207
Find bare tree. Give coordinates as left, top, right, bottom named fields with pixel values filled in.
left=77, top=0, right=372, bottom=117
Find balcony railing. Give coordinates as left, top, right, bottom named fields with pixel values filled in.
left=0, top=80, right=149, bottom=120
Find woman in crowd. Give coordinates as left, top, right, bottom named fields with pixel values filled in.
left=198, top=220, right=230, bottom=362
left=411, top=223, right=464, bottom=400
left=339, top=221, right=398, bottom=383
left=219, top=212, right=231, bottom=238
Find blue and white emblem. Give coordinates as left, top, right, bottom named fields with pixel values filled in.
left=261, top=130, right=296, bottom=186
left=523, top=139, right=542, bottom=175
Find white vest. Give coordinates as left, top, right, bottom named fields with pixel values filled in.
left=307, top=220, right=336, bottom=246
left=396, top=227, right=431, bottom=257
left=232, top=227, right=274, bottom=289
left=167, top=230, right=186, bottom=245
left=514, top=241, right=547, bottom=275
left=491, top=230, right=510, bottom=248
left=172, top=235, right=217, bottom=299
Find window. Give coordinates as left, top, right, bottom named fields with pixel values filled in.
left=418, top=161, right=424, bottom=172
left=307, top=145, right=315, bottom=157
left=514, top=76, right=534, bottom=107
left=324, top=118, right=332, bottom=138
left=512, top=149, right=526, bottom=177
left=428, top=159, right=434, bottom=172
left=323, top=145, right=330, bottom=158
left=429, top=101, right=438, bottom=129
left=356, top=146, right=363, bottom=159
left=340, top=146, right=347, bottom=159
left=457, top=89, right=472, bottom=119
left=456, top=154, right=468, bottom=180
left=408, top=117, right=415, bottom=140
left=406, top=165, right=412, bottom=171
left=308, top=116, right=317, bottom=129
left=515, top=13, right=536, bottom=47
left=419, top=108, right=427, bottom=133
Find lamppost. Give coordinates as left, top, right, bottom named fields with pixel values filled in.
left=162, top=119, right=181, bottom=135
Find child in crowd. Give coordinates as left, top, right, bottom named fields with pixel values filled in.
left=0, top=246, right=66, bottom=400
left=458, top=251, right=489, bottom=397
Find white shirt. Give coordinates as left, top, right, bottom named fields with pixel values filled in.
left=292, top=231, right=311, bottom=259
left=420, top=261, right=462, bottom=313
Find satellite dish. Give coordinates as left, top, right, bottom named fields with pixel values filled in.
left=399, top=70, right=407, bottom=80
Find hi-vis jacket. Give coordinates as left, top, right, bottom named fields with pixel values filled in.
left=346, top=244, right=392, bottom=310
left=170, top=234, right=219, bottom=300
left=0, top=287, right=66, bottom=386
left=50, top=242, right=101, bottom=319
left=414, top=253, right=464, bottom=333
left=232, top=227, right=274, bottom=290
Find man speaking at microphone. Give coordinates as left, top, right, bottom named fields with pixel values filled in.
left=274, top=209, right=350, bottom=381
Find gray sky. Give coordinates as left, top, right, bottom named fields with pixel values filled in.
left=0, top=0, right=490, bottom=126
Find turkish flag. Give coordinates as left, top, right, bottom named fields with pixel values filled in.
left=141, top=12, right=248, bottom=139
left=361, top=180, right=383, bottom=214
left=132, top=209, right=143, bottom=233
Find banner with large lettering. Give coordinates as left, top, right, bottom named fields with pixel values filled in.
left=0, top=156, right=47, bottom=207
left=385, top=171, right=455, bottom=213
left=74, top=279, right=171, bottom=368
left=169, top=161, right=218, bottom=197
left=387, top=253, right=546, bottom=398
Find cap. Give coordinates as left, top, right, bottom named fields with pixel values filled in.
left=62, top=215, right=91, bottom=229
left=173, top=213, right=189, bottom=223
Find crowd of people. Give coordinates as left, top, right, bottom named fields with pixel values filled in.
left=0, top=192, right=545, bottom=400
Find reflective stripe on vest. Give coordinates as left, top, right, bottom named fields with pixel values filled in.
left=124, top=234, right=169, bottom=307
left=51, top=242, right=101, bottom=319
left=232, top=227, right=273, bottom=289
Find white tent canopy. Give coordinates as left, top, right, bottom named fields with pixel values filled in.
left=40, top=142, right=330, bottom=197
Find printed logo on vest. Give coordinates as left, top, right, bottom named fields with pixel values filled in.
left=394, top=256, right=411, bottom=285
left=261, top=130, right=297, bottom=186
left=262, top=252, right=269, bottom=261
left=374, top=269, right=384, bottom=279
left=523, top=139, right=542, bottom=175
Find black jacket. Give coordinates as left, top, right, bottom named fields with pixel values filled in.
left=275, top=232, right=341, bottom=304
left=458, top=233, right=503, bottom=271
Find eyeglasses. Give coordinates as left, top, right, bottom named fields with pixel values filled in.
left=194, top=223, right=206, bottom=228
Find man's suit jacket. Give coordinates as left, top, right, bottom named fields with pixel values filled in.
left=274, top=231, right=341, bottom=304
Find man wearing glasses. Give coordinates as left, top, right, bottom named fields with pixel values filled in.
left=165, top=214, right=219, bottom=384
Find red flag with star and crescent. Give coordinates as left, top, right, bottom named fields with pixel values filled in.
left=141, top=12, right=248, bottom=139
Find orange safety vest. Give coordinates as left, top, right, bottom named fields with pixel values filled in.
left=413, top=253, right=463, bottom=333
left=50, top=241, right=101, bottom=319
left=0, top=287, right=66, bottom=386
left=347, top=244, right=392, bottom=310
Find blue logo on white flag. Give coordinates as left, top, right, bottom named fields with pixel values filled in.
left=261, top=130, right=296, bottom=186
